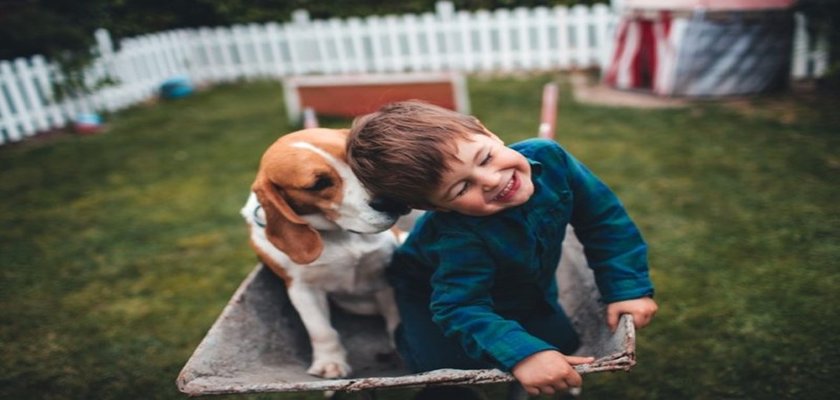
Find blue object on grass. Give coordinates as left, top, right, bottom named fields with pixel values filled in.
left=75, top=112, right=102, bottom=125
left=160, top=76, right=194, bottom=99
left=74, top=112, right=103, bottom=134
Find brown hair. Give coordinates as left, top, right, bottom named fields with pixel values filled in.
left=347, top=100, right=488, bottom=209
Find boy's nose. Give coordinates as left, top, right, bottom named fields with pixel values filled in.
left=479, top=170, right=502, bottom=191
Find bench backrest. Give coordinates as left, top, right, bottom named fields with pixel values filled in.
left=283, top=72, right=470, bottom=125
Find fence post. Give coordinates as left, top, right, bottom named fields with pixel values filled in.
left=436, top=1, right=456, bottom=70
left=1, top=61, right=35, bottom=137
left=231, top=25, right=251, bottom=79
left=593, top=4, right=613, bottom=69
left=476, top=10, right=494, bottom=71
left=347, top=17, right=367, bottom=73
left=311, top=20, right=331, bottom=74
left=248, top=24, right=268, bottom=77
left=497, top=8, right=513, bottom=72
left=368, top=15, right=386, bottom=73
left=289, top=9, right=310, bottom=75
left=423, top=12, right=442, bottom=71
left=15, top=58, right=49, bottom=132
left=30, top=55, right=65, bottom=128
left=265, top=22, right=285, bottom=78
left=0, top=61, right=22, bottom=143
left=534, top=7, right=551, bottom=70
left=384, top=15, right=402, bottom=72
left=94, top=29, right=118, bottom=111
left=328, top=19, right=351, bottom=74
left=572, top=5, right=590, bottom=67
left=555, top=6, right=571, bottom=69
left=95, top=29, right=115, bottom=77
left=404, top=14, right=423, bottom=72
left=792, top=12, right=809, bottom=79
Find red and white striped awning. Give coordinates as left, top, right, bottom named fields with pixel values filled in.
left=619, top=0, right=795, bottom=11
left=603, top=11, right=678, bottom=94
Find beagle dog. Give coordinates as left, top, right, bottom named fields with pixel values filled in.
left=242, top=128, right=407, bottom=379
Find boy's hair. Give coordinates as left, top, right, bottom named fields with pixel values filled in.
left=347, top=100, right=488, bottom=209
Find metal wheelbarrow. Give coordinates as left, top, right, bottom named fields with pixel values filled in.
left=176, top=226, right=635, bottom=396
left=177, top=83, right=637, bottom=397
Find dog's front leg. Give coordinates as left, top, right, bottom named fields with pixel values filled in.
left=286, top=284, right=351, bottom=378
left=374, top=286, right=400, bottom=349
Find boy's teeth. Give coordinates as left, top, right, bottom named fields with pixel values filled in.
left=495, top=177, right=514, bottom=200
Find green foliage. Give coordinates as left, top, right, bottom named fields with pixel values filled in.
left=0, top=0, right=112, bottom=98
left=0, top=0, right=105, bottom=60
left=1, top=75, right=839, bottom=399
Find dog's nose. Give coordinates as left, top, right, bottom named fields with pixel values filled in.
left=369, top=196, right=411, bottom=216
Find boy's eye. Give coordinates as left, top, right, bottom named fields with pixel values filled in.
left=455, top=182, right=470, bottom=197
left=480, top=152, right=493, bottom=166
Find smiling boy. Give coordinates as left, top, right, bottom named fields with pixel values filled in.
left=347, top=101, right=657, bottom=396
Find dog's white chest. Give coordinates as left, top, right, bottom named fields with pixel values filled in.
left=290, top=231, right=396, bottom=294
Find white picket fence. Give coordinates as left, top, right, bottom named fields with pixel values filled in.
left=0, top=1, right=830, bottom=145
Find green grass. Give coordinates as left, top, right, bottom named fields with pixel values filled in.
left=1, top=75, right=838, bottom=400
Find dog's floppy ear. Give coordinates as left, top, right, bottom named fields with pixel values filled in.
left=252, top=176, right=323, bottom=264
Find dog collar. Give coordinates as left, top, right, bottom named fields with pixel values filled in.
left=253, top=205, right=266, bottom=228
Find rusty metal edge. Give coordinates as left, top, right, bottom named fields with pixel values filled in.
left=179, top=355, right=636, bottom=396
left=623, top=313, right=637, bottom=368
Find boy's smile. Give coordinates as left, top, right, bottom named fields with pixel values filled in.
left=430, top=131, right=534, bottom=216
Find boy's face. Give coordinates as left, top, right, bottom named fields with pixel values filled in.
left=429, top=131, right=534, bottom=216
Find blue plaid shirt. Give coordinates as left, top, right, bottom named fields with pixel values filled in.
left=388, top=138, right=653, bottom=370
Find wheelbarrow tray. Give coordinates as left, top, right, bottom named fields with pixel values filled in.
left=177, top=228, right=636, bottom=395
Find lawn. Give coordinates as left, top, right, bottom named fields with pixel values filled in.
left=1, top=74, right=838, bottom=400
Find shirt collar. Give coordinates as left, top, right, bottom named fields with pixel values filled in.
left=528, top=157, right=543, bottom=178
left=527, top=157, right=544, bottom=197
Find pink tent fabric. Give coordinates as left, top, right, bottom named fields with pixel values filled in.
left=604, top=11, right=675, bottom=92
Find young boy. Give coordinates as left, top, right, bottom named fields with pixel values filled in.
left=347, top=101, right=657, bottom=396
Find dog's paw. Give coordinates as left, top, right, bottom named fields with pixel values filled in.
left=307, top=359, right=352, bottom=379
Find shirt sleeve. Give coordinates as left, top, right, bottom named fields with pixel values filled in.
left=560, top=148, right=655, bottom=302
left=427, top=230, right=556, bottom=371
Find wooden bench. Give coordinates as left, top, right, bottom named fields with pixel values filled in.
left=283, top=72, right=470, bottom=125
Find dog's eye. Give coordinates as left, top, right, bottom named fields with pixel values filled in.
left=307, top=176, right=333, bottom=191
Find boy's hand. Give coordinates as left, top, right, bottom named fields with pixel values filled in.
left=606, top=297, right=658, bottom=331
left=511, top=350, right=594, bottom=396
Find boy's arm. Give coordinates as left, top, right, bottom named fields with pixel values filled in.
left=561, top=148, right=654, bottom=303
left=427, top=231, right=556, bottom=371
